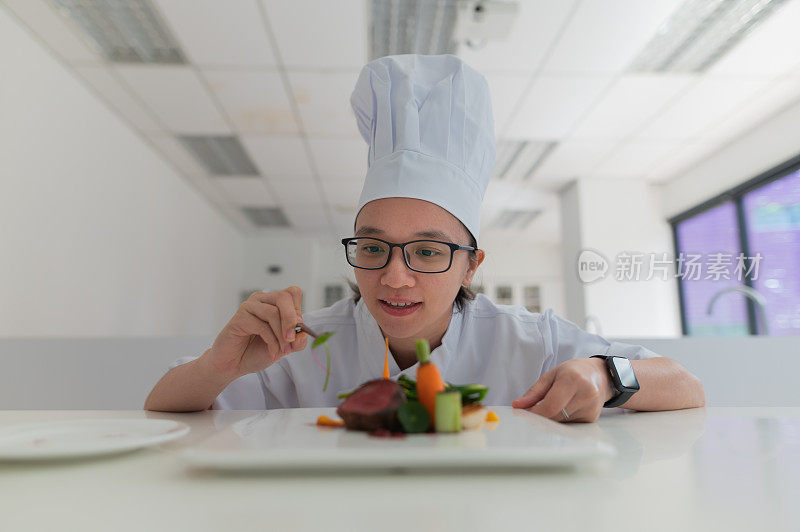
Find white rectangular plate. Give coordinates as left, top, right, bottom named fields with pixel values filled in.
left=180, top=406, right=616, bottom=471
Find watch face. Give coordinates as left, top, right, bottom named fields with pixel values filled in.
left=610, top=357, right=639, bottom=390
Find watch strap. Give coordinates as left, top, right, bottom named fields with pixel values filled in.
left=602, top=390, right=635, bottom=408
left=590, top=354, right=636, bottom=408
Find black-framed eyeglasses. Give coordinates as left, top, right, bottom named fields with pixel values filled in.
left=341, top=237, right=476, bottom=274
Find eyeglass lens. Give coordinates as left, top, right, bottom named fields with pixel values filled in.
left=345, top=238, right=452, bottom=272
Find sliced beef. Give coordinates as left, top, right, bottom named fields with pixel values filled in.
left=336, top=379, right=407, bottom=432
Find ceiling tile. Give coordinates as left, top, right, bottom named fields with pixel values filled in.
left=708, top=0, right=800, bottom=78
left=529, top=139, right=619, bottom=182
left=319, top=178, right=363, bottom=208
left=542, top=0, right=681, bottom=73
left=484, top=73, right=531, bottom=134
left=483, top=182, right=554, bottom=212
left=283, top=205, right=330, bottom=231
left=74, top=66, right=163, bottom=134
left=3, top=0, right=102, bottom=64
left=115, top=65, right=231, bottom=134
left=589, top=140, right=684, bottom=178
left=263, top=0, right=366, bottom=69
left=287, top=70, right=362, bottom=138
left=241, top=135, right=313, bottom=176
left=268, top=176, right=324, bottom=207
left=647, top=141, right=719, bottom=183
left=153, top=0, right=277, bottom=67
left=203, top=69, right=298, bottom=134
left=213, top=176, right=276, bottom=206
left=636, top=77, right=770, bottom=141
left=570, top=73, right=695, bottom=140
left=458, top=0, right=577, bottom=74
left=505, top=75, right=614, bottom=138
left=702, top=76, right=800, bottom=143
left=307, top=138, right=367, bottom=177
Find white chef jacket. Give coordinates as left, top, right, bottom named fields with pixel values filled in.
left=168, top=294, right=661, bottom=409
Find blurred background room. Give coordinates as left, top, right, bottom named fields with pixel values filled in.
left=2, top=0, right=799, bottom=408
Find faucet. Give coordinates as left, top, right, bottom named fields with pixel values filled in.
left=584, top=314, right=603, bottom=335
left=706, top=285, right=769, bottom=335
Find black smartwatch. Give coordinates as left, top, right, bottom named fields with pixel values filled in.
left=589, top=355, right=639, bottom=408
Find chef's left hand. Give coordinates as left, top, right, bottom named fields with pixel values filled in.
left=511, top=357, right=615, bottom=423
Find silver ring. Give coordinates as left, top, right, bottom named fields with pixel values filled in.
left=561, top=408, right=570, bottom=421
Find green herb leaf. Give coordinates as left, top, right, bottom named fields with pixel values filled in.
left=312, top=331, right=336, bottom=348
left=398, top=401, right=431, bottom=433
left=322, top=344, right=331, bottom=392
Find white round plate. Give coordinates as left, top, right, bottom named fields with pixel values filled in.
left=0, top=419, right=190, bottom=460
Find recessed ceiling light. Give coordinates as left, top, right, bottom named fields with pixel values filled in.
left=48, top=0, right=186, bottom=64
left=630, top=0, right=789, bottom=73
left=178, top=136, right=259, bottom=176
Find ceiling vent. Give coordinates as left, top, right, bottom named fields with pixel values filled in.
left=491, top=208, right=542, bottom=230
left=241, top=207, right=291, bottom=228
left=630, top=0, right=788, bottom=73
left=178, top=136, right=259, bottom=176
left=369, top=0, right=459, bottom=59
left=49, top=0, right=186, bottom=64
left=494, top=140, right=557, bottom=181
left=368, top=0, right=518, bottom=59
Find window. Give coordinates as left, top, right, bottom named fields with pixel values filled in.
left=742, top=170, right=800, bottom=335
left=674, top=202, right=749, bottom=336
left=324, top=284, right=345, bottom=307
left=523, top=286, right=541, bottom=313
left=671, top=156, right=800, bottom=336
left=495, top=285, right=513, bottom=305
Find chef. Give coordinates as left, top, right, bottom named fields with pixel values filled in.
left=145, top=54, right=705, bottom=421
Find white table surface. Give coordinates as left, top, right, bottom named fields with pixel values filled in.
left=0, top=406, right=798, bottom=532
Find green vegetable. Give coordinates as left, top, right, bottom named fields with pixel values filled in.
left=434, top=391, right=462, bottom=433
left=311, top=331, right=336, bottom=392
left=397, top=374, right=418, bottom=400
left=445, top=383, right=489, bottom=404
left=397, top=401, right=431, bottom=433
left=397, top=375, right=487, bottom=404
left=415, top=338, right=432, bottom=364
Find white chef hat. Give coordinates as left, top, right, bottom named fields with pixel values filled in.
left=350, top=54, right=495, bottom=242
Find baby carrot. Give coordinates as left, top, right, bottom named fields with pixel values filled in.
left=414, top=339, right=445, bottom=424
left=316, top=415, right=344, bottom=427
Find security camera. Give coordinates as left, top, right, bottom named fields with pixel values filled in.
left=454, top=1, right=519, bottom=49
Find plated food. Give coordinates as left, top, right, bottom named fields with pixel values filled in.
left=319, top=339, right=496, bottom=435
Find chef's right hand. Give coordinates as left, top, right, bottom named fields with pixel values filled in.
left=203, top=287, right=308, bottom=380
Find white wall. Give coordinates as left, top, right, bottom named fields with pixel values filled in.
left=473, top=237, right=565, bottom=315
left=559, top=178, right=682, bottom=337
left=0, top=7, right=245, bottom=337
left=241, top=235, right=352, bottom=313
